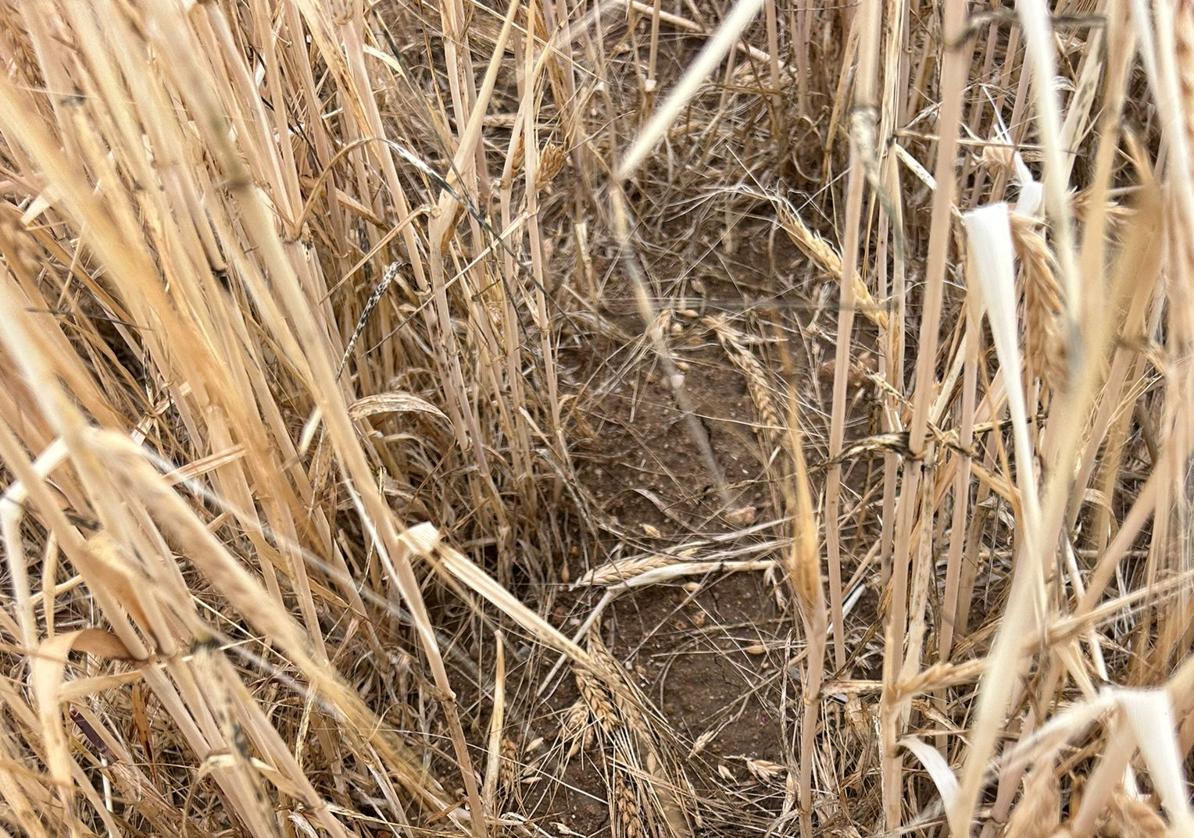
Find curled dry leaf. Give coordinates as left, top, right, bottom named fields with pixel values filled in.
left=348, top=392, right=448, bottom=422
left=900, top=735, right=958, bottom=808
left=32, top=629, right=137, bottom=806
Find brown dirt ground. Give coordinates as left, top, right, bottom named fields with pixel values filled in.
left=513, top=223, right=884, bottom=835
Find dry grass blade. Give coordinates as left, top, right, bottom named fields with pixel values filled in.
left=347, top=392, right=449, bottom=422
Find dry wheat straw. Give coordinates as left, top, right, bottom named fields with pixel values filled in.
left=1, top=1, right=1192, bottom=836
left=1011, top=214, right=1066, bottom=388
left=771, top=194, right=888, bottom=331
left=706, top=315, right=782, bottom=441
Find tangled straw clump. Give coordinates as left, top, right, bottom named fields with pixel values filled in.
left=0, top=0, right=1193, bottom=836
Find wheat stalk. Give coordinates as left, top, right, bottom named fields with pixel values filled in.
left=1010, top=213, right=1065, bottom=388
left=0, top=2, right=1191, bottom=836
left=771, top=193, right=889, bottom=331
left=705, top=315, right=782, bottom=441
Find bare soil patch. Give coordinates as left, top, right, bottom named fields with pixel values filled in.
left=511, top=223, right=886, bottom=836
